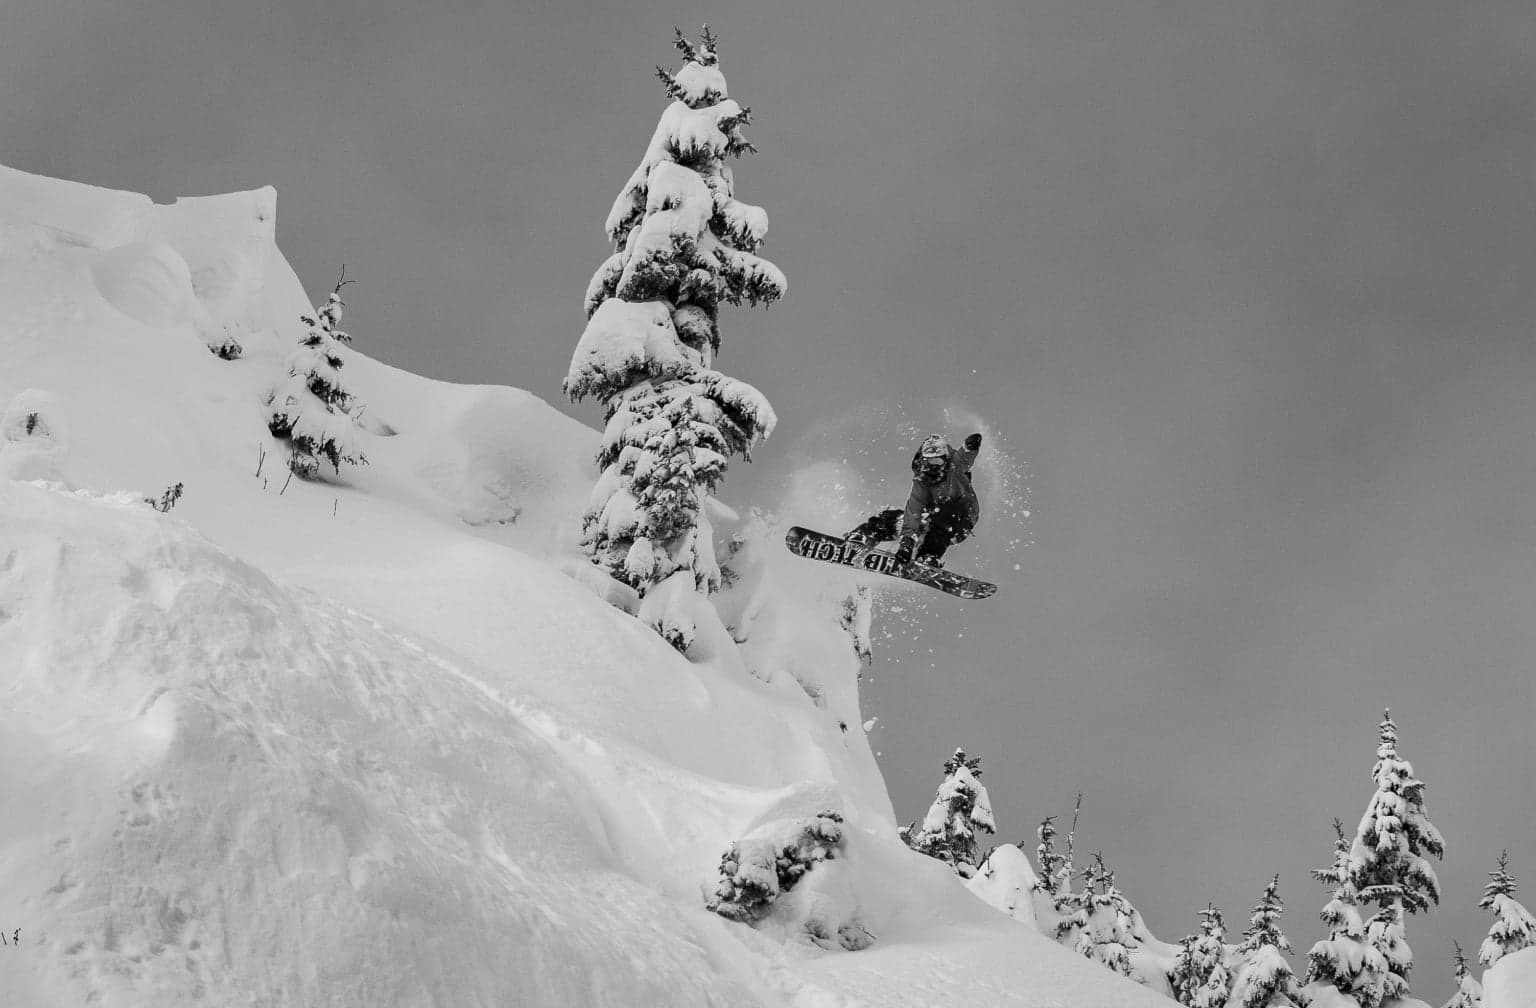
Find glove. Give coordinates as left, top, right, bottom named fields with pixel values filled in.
left=964, top=433, right=983, bottom=452
left=894, top=534, right=918, bottom=565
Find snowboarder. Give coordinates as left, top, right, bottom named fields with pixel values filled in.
left=845, top=432, right=983, bottom=567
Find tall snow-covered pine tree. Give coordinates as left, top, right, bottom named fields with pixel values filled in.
left=564, top=26, right=784, bottom=652
left=1340, top=709, right=1444, bottom=1001
left=1350, top=710, right=1444, bottom=914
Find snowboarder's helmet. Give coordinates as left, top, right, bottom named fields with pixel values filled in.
left=913, top=435, right=952, bottom=484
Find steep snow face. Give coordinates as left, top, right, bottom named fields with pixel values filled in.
left=0, top=165, right=1170, bottom=1007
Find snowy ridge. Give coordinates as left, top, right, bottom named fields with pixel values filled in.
left=0, top=165, right=1168, bottom=1005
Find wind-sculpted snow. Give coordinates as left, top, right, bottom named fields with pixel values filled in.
left=89, top=240, right=197, bottom=329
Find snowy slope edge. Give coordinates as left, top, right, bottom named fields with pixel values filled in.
left=0, top=165, right=1169, bottom=1006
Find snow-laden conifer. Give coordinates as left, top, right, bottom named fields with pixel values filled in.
left=564, top=27, right=784, bottom=651
left=1170, top=905, right=1236, bottom=1007
left=1442, top=942, right=1483, bottom=1008
left=1478, top=851, right=1536, bottom=969
left=1034, top=815, right=1068, bottom=898
left=1322, top=709, right=1443, bottom=1002
left=268, top=275, right=365, bottom=477
left=1170, top=934, right=1200, bottom=1003
left=1305, top=820, right=1393, bottom=1008
left=1349, top=709, right=1444, bottom=914
left=905, top=748, right=995, bottom=879
left=1072, top=853, right=1144, bottom=978
left=708, top=810, right=844, bottom=924
left=1037, top=799, right=1091, bottom=949
left=1228, top=876, right=1303, bottom=1008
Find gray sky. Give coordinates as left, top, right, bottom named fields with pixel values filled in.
left=7, top=0, right=1536, bottom=999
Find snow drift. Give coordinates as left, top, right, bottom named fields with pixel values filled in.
left=1484, top=947, right=1536, bottom=1008
left=0, top=164, right=1166, bottom=1006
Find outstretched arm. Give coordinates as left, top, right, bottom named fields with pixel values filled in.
left=954, top=433, right=983, bottom=473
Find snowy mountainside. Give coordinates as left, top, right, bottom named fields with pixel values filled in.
left=0, top=165, right=1166, bottom=1006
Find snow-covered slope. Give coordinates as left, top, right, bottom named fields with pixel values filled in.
left=1484, top=947, right=1536, bottom=1008
left=0, top=165, right=1167, bottom=1006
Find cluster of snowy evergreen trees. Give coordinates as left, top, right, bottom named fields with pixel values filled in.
left=251, top=28, right=789, bottom=649
left=914, top=712, right=1536, bottom=1007
left=563, top=26, right=784, bottom=652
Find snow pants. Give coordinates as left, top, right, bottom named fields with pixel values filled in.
left=850, top=504, right=974, bottom=560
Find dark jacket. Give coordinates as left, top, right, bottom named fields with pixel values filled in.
left=902, top=442, right=980, bottom=538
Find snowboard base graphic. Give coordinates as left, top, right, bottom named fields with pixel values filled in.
left=785, top=526, right=997, bottom=600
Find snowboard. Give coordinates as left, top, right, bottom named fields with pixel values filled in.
left=785, top=526, right=997, bottom=600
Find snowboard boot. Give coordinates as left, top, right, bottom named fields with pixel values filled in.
left=913, top=553, right=945, bottom=570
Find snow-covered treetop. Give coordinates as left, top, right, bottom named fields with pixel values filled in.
left=1376, top=708, right=1398, bottom=758
left=605, top=26, right=765, bottom=249
left=943, top=747, right=981, bottom=779
left=655, top=25, right=729, bottom=109
left=1200, top=903, right=1227, bottom=940
left=565, top=26, right=785, bottom=406
left=1481, top=850, right=1520, bottom=906
left=1440, top=942, right=1483, bottom=1008
left=1034, top=815, right=1065, bottom=895
left=1239, top=874, right=1292, bottom=955
left=921, top=748, right=996, bottom=837
left=1350, top=709, right=1444, bottom=914
left=300, top=269, right=355, bottom=346
left=1479, top=851, right=1536, bottom=969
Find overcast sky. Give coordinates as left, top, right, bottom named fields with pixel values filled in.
left=7, top=1, right=1536, bottom=999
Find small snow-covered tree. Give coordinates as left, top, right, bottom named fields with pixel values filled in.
left=708, top=810, right=844, bottom=924
left=1305, top=820, right=1393, bottom=1008
left=268, top=275, right=365, bottom=477
left=1170, top=905, right=1234, bottom=1008
left=1034, top=815, right=1068, bottom=898
left=1073, top=853, right=1144, bottom=978
left=564, top=26, right=784, bottom=652
left=1171, top=935, right=1201, bottom=1002
left=905, top=748, right=995, bottom=879
left=1229, top=875, right=1303, bottom=1008
left=1478, top=851, right=1536, bottom=969
left=1036, top=798, right=1091, bottom=948
left=1443, top=942, right=1483, bottom=1008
